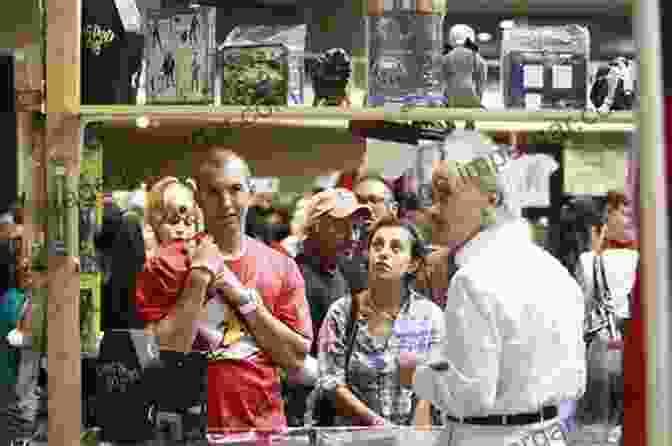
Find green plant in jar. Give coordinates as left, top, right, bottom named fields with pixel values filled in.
left=221, top=47, right=287, bottom=106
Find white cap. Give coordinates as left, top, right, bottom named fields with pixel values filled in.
left=127, top=189, right=146, bottom=214
left=448, top=24, right=476, bottom=47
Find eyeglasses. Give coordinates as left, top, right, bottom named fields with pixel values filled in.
left=160, top=214, right=198, bottom=226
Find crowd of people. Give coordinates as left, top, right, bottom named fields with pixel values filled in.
left=0, top=129, right=638, bottom=445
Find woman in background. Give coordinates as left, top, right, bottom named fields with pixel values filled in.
left=313, top=217, right=444, bottom=427
left=572, top=195, right=636, bottom=444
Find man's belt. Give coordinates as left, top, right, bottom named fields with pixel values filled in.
left=445, top=405, right=558, bottom=426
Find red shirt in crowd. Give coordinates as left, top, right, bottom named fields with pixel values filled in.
left=207, top=237, right=313, bottom=432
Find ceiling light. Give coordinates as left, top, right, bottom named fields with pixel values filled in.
left=499, top=20, right=515, bottom=30
left=189, top=2, right=201, bottom=8
left=136, top=116, right=150, bottom=129
left=477, top=32, right=492, bottom=42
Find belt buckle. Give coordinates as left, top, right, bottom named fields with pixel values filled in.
left=502, top=414, right=508, bottom=425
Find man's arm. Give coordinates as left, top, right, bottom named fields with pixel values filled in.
left=235, top=294, right=310, bottom=370
left=413, top=275, right=500, bottom=417
left=413, top=400, right=433, bottom=427
left=224, top=259, right=311, bottom=371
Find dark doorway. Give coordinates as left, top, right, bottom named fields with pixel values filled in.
left=0, top=52, right=17, bottom=214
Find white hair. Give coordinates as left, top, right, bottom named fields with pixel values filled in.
left=439, top=129, right=558, bottom=225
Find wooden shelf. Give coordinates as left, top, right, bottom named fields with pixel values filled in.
left=80, top=105, right=635, bottom=132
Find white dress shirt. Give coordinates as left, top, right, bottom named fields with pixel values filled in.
left=576, top=249, right=638, bottom=319
left=414, top=219, right=586, bottom=419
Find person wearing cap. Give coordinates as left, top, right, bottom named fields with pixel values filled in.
left=407, top=130, right=585, bottom=445
left=282, top=188, right=372, bottom=426
left=296, top=188, right=373, bottom=341
left=442, top=24, right=488, bottom=130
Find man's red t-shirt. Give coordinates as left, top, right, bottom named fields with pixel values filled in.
left=207, top=237, right=313, bottom=432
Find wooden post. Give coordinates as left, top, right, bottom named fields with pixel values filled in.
left=351, top=0, right=369, bottom=107
left=45, top=0, right=83, bottom=445
left=15, top=47, right=43, bottom=258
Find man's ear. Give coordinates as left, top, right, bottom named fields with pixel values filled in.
left=408, top=257, right=421, bottom=275
left=390, top=201, right=399, bottom=217
left=487, top=191, right=499, bottom=207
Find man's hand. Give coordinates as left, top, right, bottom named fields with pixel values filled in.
left=210, top=266, right=245, bottom=307
left=413, top=400, right=433, bottom=430
left=189, top=235, right=221, bottom=266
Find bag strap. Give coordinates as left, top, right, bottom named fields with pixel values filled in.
left=592, top=254, right=609, bottom=303
left=598, top=255, right=611, bottom=296
left=343, top=293, right=361, bottom=386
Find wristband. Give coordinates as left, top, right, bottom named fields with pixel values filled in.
left=238, top=288, right=261, bottom=318
left=239, top=302, right=258, bottom=317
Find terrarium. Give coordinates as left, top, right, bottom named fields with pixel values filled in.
left=215, top=25, right=306, bottom=106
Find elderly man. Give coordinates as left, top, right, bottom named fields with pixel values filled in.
left=405, top=130, right=586, bottom=445
left=187, top=147, right=313, bottom=432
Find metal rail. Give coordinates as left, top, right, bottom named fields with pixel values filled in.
left=79, top=105, right=635, bottom=132
left=635, top=0, right=671, bottom=445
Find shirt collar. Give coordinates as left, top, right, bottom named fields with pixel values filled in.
left=604, top=238, right=638, bottom=250
left=454, top=219, right=530, bottom=268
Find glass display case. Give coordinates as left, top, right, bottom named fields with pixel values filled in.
left=215, top=25, right=307, bottom=106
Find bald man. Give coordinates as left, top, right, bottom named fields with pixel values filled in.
left=188, top=147, right=313, bottom=432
